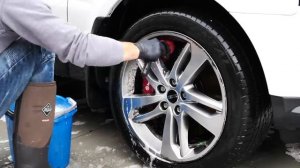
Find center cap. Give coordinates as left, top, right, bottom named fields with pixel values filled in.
left=167, top=90, right=178, bottom=103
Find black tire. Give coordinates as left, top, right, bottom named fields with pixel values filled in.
left=110, top=11, right=271, bottom=168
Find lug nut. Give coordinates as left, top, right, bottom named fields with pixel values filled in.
left=175, top=105, right=181, bottom=115
left=181, top=92, right=187, bottom=100
left=160, top=102, right=169, bottom=110
left=158, top=85, right=166, bottom=93
left=170, top=79, right=176, bottom=87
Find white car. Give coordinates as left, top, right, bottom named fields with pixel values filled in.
left=50, top=0, right=300, bottom=167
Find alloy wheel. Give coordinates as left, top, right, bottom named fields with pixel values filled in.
left=121, top=31, right=227, bottom=162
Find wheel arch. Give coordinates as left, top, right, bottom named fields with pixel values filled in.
left=87, top=0, right=270, bottom=113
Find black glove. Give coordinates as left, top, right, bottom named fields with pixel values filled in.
left=135, top=38, right=167, bottom=62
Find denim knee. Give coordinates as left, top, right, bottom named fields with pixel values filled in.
left=41, top=48, right=55, bottom=64
left=0, top=39, right=36, bottom=80
left=30, top=49, right=55, bottom=83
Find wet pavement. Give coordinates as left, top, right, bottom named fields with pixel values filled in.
left=1, top=107, right=300, bottom=168
left=1, top=78, right=300, bottom=168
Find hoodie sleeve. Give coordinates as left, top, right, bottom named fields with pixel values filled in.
left=2, top=0, right=124, bottom=67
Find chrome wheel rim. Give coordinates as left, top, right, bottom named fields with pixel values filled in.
left=121, top=31, right=227, bottom=162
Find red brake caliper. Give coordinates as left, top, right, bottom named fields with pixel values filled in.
left=142, top=39, right=176, bottom=95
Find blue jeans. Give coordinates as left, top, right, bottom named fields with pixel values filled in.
left=0, top=39, right=55, bottom=118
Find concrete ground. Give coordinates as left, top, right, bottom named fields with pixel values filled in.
left=1, top=107, right=300, bottom=168
left=1, top=78, right=300, bottom=168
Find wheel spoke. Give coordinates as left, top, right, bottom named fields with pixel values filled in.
left=132, top=105, right=164, bottom=123
left=169, top=43, right=191, bottom=80
left=123, top=94, right=164, bottom=110
left=176, top=113, right=192, bottom=157
left=177, top=44, right=207, bottom=90
left=161, top=108, right=179, bottom=160
left=151, top=60, right=169, bottom=86
left=181, top=103, right=223, bottom=136
left=183, top=85, right=223, bottom=112
left=137, top=60, right=161, bottom=89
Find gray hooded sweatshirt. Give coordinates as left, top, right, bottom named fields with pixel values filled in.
left=0, top=0, right=124, bottom=67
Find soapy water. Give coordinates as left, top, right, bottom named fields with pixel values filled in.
left=0, top=140, right=8, bottom=144
left=0, top=116, right=5, bottom=122
left=72, top=121, right=86, bottom=126
left=71, top=131, right=80, bottom=135
left=286, top=143, right=300, bottom=162
left=95, top=146, right=115, bottom=153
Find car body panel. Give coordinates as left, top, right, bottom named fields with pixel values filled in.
left=68, top=0, right=122, bottom=33
left=231, top=10, right=300, bottom=97
left=50, top=0, right=300, bottom=97
left=216, top=0, right=298, bottom=15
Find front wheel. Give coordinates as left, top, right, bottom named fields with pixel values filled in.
left=110, top=12, right=271, bottom=168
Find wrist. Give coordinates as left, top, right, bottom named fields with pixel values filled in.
left=122, top=42, right=140, bottom=61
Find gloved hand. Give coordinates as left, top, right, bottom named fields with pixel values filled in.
left=135, top=38, right=167, bottom=62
